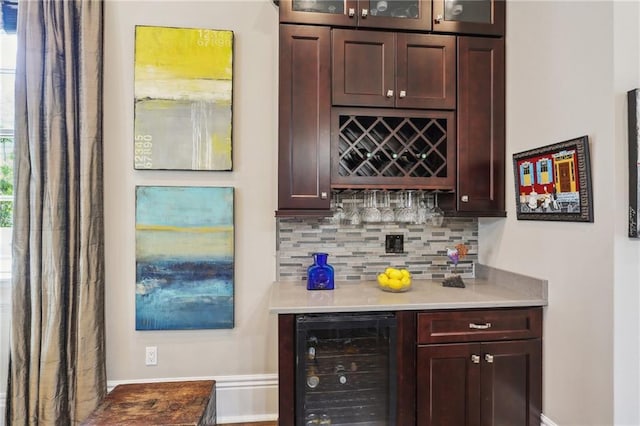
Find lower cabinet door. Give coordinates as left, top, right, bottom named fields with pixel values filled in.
left=480, top=340, right=542, bottom=426
left=417, top=343, right=481, bottom=426
left=417, top=340, right=542, bottom=426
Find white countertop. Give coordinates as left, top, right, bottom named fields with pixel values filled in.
left=269, top=264, right=548, bottom=314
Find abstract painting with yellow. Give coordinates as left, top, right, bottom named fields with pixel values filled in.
left=135, top=186, right=234, bottom=330
left=134, top=26, right=233, bottom=170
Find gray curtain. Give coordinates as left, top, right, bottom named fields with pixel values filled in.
left=6, top=0, right=106, bottom=424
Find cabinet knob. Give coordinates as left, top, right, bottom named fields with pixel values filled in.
left=386, top=89, right=394, bottom=98
left=348, top=8, right=355, bottom=17
left=321, top=191, right=328, bottom=199
left=471, top=354, right=480, bottom=364
left=461, top=195, right=469, bottom=202
left=361, top=8, right=368, bottom=17
left=434, top=14, right=443, bottom=23
left=399, top=90, right=406, bottom=98
left=485, top=354, right=494, bottom=363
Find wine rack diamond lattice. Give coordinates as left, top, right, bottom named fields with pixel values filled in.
left=337, top=114, right=449, bottom=179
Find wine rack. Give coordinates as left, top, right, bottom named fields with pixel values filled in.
left=331, top=108, right=456, bottom=190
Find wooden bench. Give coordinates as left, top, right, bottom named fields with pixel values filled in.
left=81, top=380, right=216, bottom=425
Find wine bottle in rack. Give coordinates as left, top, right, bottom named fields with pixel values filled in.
left=307, top=366, right=320, bottom=389
left=307, top=336, right=318, bottom=361
left=335, top=364, right=347, bottom=385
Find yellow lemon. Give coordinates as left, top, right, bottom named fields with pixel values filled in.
left=377, top=273, right=390, bottom=287
left=401, top=276, right=411, bottom=287
left=389, top=269, right=403, bottom=280
left=388, top=278, right=402, bottom=290
left=385, top=267, right=397, bottom=276
left=401, top=269, right=411, bottom=278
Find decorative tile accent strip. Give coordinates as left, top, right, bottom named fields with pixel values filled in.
left=276, top=218, right=478, bottom=281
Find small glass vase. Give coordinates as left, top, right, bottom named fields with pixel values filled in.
left=307, top=252, right=335, bottom=290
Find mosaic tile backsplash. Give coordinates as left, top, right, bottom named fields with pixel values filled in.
left=276, top=217, right=478, bottom=281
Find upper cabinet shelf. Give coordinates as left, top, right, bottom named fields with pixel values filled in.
left=278, top=0, right=504, bottom=36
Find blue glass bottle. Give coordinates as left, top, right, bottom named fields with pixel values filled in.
left=307, top=252, right=335, bottom=290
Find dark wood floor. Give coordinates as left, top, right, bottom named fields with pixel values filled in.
left=219, top=423, right=277, bottom=426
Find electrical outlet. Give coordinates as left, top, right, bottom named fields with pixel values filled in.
left=385, top=234, right=404, bottom=253
left=145, top=346, right=158, bottom=366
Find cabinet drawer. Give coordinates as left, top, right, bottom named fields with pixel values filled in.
left=417, top=307, right=542, bottom=344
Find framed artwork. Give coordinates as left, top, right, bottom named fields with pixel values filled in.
left=135, top=186, right=234, bottom=330
left=513, top=136, right=593, bottom=222
left=628, top=89, right=640, bottom=237
left=134, top=26, right=233, bottom=171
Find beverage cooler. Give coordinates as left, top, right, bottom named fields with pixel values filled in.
left=295, top=312, right=398, bottom=425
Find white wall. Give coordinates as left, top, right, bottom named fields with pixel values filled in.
left=613, top=1, right=640, bottom=424
left=103, top=0, right=280, bottom=422
left=481, top=1, right=640, bottom=425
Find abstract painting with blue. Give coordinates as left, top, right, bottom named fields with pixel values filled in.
left=135, top=186, right=234, bottom=330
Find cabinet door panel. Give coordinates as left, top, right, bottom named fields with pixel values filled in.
left=396, top=34, right=455, bottom=110
left=417, top=343, right=481, bottom=426
left=357, top=0, right=432, bottom=31
left=457, top=36, right=505, bottom=215
left=481, top=340, right=542, bottom=426
left=279, top=0, right=358, bottom=27
left=332, top=29, right=395, bottom=107
left=278, top=315, right=296, bottom=426
left=432, top=0, right=505, bottom=36
left=278, top=25, right=332, bottom=213
left=279, top=0, right=432, bottom=31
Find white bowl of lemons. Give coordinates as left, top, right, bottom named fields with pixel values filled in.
left=377, top=267, right=412, bottom=292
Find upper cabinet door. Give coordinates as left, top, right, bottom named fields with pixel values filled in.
left=279, top=0, right=359, bottom=27
left=332, top=29, right=396, bottom=108
left=396, top=33, right=455, bottom=110
left=432, top=0, right=505, bottom=36
left=277, top=25, right=332, bottom=214
left=356, top=0, right=432, bottom=31
left=457, top=37, right=505, bottom=215
left=333, top=30, right=455, bottom=110
left=279, top=0, right=432, bottom=31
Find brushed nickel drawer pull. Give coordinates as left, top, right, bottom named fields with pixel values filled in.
left=485, top=354, right=494, bottom=363
left=471, top=354, right=480, bottom=364
left=469, top=322, right=491, bottom=330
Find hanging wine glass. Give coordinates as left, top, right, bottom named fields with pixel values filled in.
left=397, top=190, right=417, bottom=223
left=329, top=192, right=344, bottom=225
left=380, top=191, right=395, bottom=223
left=415, top=190, right=428, bottom=224
left=430, top=192, right=445, bottom=227
left=346, top=192, right=361, bottom=225
left=362, top=190, right=381, bottom=223
left=394, top=191, right=406, bottom=222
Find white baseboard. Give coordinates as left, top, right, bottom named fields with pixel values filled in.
left=0, top=392, right=5, bottom=426
left=107, top=373, right=278, bottom=424
left=541, top=413, right=559, bottom=426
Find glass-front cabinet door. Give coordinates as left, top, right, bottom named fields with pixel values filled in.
left=432, top=0, right=505, bottom=36
left=357, top=0, right=431, bottom=30
left=279, top=0, right=432, bottom=31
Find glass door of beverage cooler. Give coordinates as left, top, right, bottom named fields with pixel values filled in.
left=296, top=313, right=397, bottom=425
